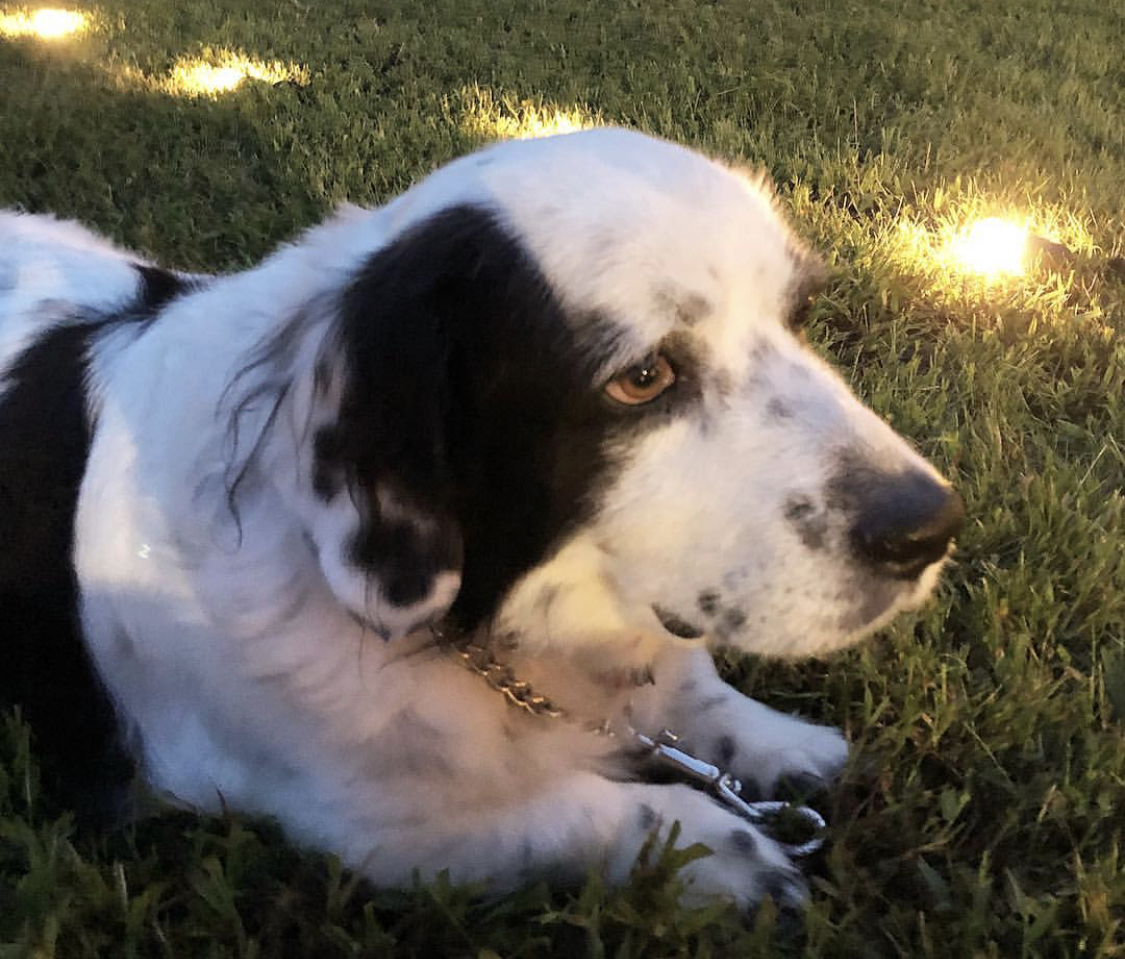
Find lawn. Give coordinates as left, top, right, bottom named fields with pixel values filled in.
left=1, top=0, right=1123, bottom=955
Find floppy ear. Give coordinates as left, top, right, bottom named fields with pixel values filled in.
left=301, top=201, right=612, bottom=640
left=302, top=211, right=484, bottom=638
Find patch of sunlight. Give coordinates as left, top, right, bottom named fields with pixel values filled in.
left=458, top=87, right=599, bottom=142
left=891, top=214, right=1032, bottom=288
left=949, top=217, right=1028, bottom=278
left=888, top=196, right=1093, bottom=291
left=869, top=189, right=1115, bottom=326
left=0, top=7, right=87, bottom=39
left=163, top=51, right=307, bottom=97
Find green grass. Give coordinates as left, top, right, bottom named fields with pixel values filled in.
left=1, top=0, right=1123, bottom=955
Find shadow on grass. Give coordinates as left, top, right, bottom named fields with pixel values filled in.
left=0, top=39, right=331, bottom=271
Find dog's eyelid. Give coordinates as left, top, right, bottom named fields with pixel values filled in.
left=621, top=345, right=677, bottom=376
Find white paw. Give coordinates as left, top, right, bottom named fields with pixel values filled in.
left=681, top=822, right=807, bottom=910
left=701, top=700, right=849, bottom=798
left=629, top=784, right=807, bottom=911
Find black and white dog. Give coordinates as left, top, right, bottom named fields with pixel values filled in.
left=0, top=129, right=962, bottom=908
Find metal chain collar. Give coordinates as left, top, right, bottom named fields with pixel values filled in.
left=447, top=638, right=826, bottom=857
left=453, top=642, right=566, bottom=718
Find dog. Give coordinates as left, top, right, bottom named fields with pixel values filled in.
left=0, top=128, right=962, bottom=909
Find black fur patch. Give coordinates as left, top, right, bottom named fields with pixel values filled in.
left=311, top=428, right=344, bottom=500
left=697, top=589, right=721, bottom=616
left=0, top=265, right=184, bottom=821
left=730, top=828, right=759, bottom=855
left=766, top=397, right=793, bottom=420
left=349, top=501, right=463, bottom=608
left=784, top=498, right=815, bottom=521
left=0, top=323, right=129, bottom=822
left=324, top=205, right=683, bottom=628
left=134, top=264, right=189, bottom=313
left=716, top=734, right=737, bottom=767
left=720, top=608, right=747, bottom=632
left=654, top=285, right=711, bottom=327
left=638, top=803, right=658, bottom=831
left=785, top=496, right=829, bottom=550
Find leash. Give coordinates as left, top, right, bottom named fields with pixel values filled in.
left=446, top=638, right=826, bottom=858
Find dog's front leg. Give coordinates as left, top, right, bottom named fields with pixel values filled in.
left=627, top=645, right=848, bottom=799
left=355, top=771, right=806, bottom=910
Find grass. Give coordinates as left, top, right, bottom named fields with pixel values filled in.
left=1, top=0, right=1123, bottom=955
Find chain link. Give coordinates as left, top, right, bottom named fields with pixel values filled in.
left=454, top=642, right=566, bottom=718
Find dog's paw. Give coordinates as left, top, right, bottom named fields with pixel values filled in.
left=696, top=699, right=849, bottom=800
left=638, top=784, right=807, bottom=911
left=682, top=823, right=808, bottom=911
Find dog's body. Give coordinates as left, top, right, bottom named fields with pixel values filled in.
left=0, top=129, right=962, bottom=907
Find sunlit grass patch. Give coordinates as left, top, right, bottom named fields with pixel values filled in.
left=863, top=188, right=1106, bottom=321
left=102, top=49, right=309, bottom=101
left=949, top=217, right=1029, bottom=278
left=162, top=50, right=308, bottom=97
left=890, top=212, right=1040, bottom=292
left=0, top=6, right=86, bottom=39
left=456, top=86, right=600, bottom=141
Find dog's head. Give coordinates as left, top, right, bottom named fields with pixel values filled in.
left=261, top=128, right=961, bottom=659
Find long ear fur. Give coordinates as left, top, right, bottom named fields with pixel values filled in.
left=312, top=314, right=465, bottom=622
left=322, top=203, right=616, bottom=636
left=217, top=255, right=465, bottom=638
left=224, top=202, right=616, bottom=639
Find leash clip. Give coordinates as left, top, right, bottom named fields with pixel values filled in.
left=633, top=729, right=826, bottom=858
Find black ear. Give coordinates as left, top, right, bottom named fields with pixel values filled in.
left=309, top=211, right=482, bottom=622
left=315, top=203, right=617, bottom=634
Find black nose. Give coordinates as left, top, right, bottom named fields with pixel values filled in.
left=848, top=471, right=964, bottom=578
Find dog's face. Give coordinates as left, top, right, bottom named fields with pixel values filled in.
left=285, top=129, right=961, bottom=659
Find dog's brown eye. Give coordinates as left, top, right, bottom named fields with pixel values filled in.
left=605, top=354, right=676, bottom=405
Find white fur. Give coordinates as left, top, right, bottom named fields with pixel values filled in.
left=0, top=211, right=144, bottom=393
left=0, top=128, right=959, bottom=908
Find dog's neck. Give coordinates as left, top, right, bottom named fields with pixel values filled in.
left=434, top=619, right=662, bottom=731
